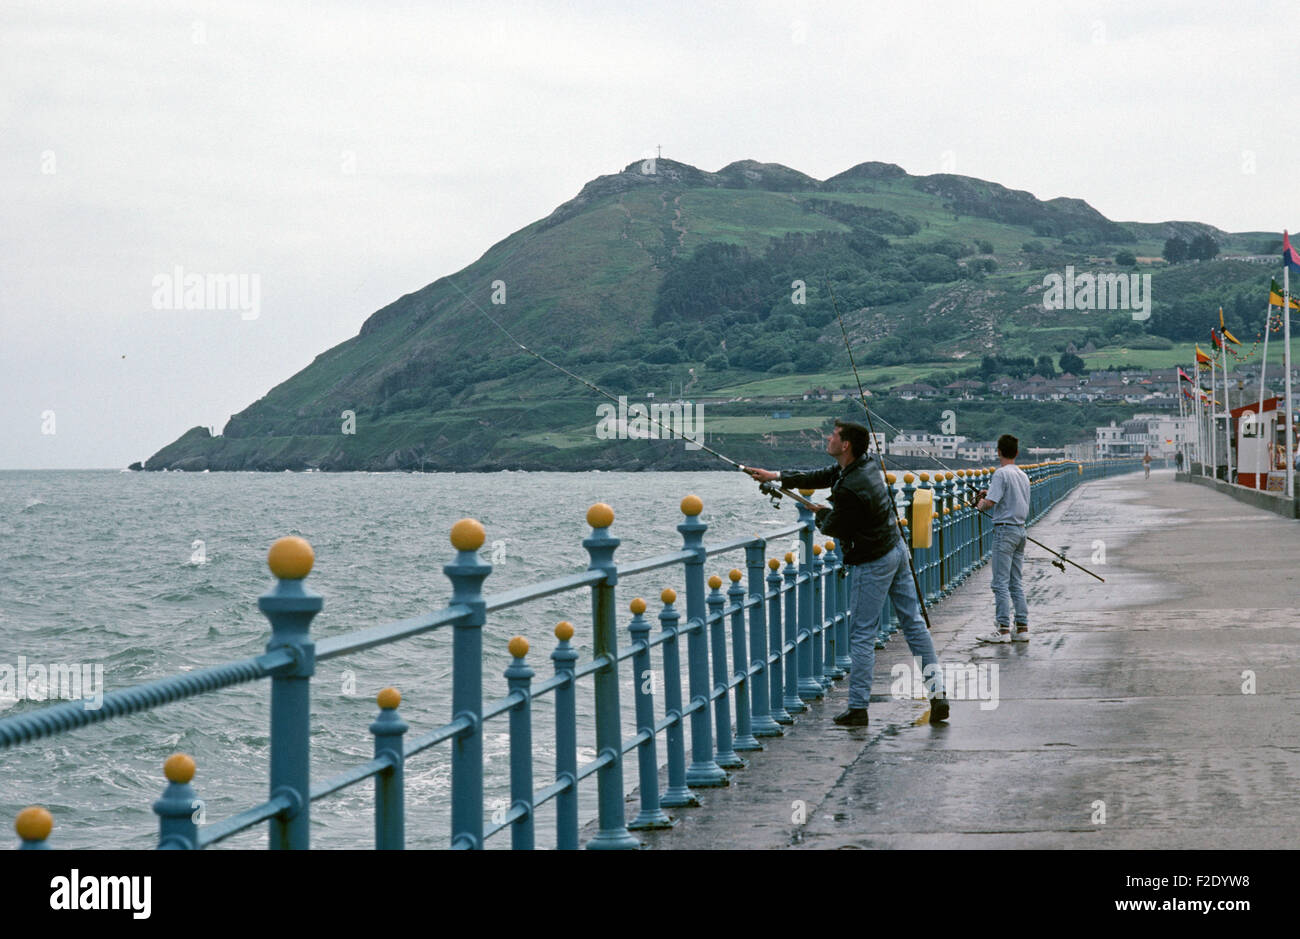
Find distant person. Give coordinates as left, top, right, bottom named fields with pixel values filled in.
left=1143, top=450, right=1152, bottom=479
left=975, top=434, right=1031, bottom=643
left=745, top=419, right=948, bottom=726
left=1175, top=450, right=1184, bottom=472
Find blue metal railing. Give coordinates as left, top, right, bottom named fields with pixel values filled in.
left=6, top=460, right=1139, bottom=850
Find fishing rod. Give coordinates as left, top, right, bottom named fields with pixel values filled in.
left=825, top=279, right=935, bottom=629
left=820, top=294, right=1105, bottom=583
left=452, top=280, right=818, bottom=511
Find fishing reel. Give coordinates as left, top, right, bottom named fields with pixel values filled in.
left=758, top=479, right=784, bottom=508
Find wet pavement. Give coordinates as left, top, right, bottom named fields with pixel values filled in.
left=597, top=468, right=1300, bottom=849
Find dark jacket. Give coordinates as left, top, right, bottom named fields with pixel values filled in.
left=781, top=454, right=901, bottom=565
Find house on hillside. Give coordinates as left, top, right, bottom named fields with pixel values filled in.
left=944, top=379, right=985, bottom=398
left=894, top=382, right=940, bottom=400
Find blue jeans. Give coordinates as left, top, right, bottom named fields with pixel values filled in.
left=847, top=539, right=942, bottom=708
left=991, top=524, right=1028, bottom=628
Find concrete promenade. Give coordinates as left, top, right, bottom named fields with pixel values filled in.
left=604, top=469, right=1300, bottom=849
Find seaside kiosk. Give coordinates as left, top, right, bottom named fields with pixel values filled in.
left=1231, top=396, right=1285, bottom=490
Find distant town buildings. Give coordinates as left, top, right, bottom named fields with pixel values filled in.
left=1094, top=414, right=1194, bottom=458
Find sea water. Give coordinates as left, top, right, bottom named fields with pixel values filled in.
left=0, top=469, right=810, bottom=849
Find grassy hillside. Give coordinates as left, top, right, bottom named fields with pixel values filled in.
left=142, top=158, right=1291, bottom=472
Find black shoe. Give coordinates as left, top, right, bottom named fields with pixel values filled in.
left=929, top=696, right=950, bottom=723
left=833, top=707, right=870, bottom=727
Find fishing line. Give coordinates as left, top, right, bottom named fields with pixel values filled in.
left=445, top=277, right=752, bottom=470
left=826, top=279, right=934, bottom=626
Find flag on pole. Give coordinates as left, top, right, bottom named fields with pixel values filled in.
left=1220, top=307, right=1225, bottom=328
left=1211, top=328, right=1223, bottom=350
left=1178, top=367, right=1194, bottom=382
left=1284, top=230, right=1300, bottom=273
left=1223, top=328, right=1241, bottom=345
left=1268, top=279, right=1300, bottom=309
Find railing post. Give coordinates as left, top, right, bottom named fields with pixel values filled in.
left=745, top=543, right=782, bottom=737
left=504, top=637, right=536, bottom=849
left=582, top=502, right=639, bottom=849
left=938, top=473, right=953, bottom=595
left=727, top=569, right=761, bottom=752
left=551, top=621, right=580, bottom=848
left=915, top=472, right=933, bottom=603
left=766, top=557, right=793, bottom=724
left=795, top=501, right=824, bottom=700
left=782, top=553, right=807, bottom=713
left=680, top=496, right=727, bottom=788
left=260, top=535, right=321, bottom=850
left=654, top=589, right=699, bottom=808
left=627, top=599, right=673, bottom=830
left=811, top=544, right=833, bottom=684
left=830, top=539, right=852, bottom=671
left=445, top=518, right=491, bottom=850
left=708, top=575, right=745, bottom=768
left=371, top=687, right=407, bottom=850
left=153, top=753, right=199, bottom=849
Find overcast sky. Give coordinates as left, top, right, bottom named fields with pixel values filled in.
left=2, top=0, right=1296, bottom=468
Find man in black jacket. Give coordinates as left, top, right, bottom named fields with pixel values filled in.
left=745, top=419, right=948, bottom=727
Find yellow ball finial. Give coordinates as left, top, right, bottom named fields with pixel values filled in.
left=768, top=558, right=780, bottom=570
left=586, top=503, right=615, bottom=529
left=956, top=469, right=966, bottom=477
left=680, top=494, right=703, bottom=517
left=918, top=471, right=930, bottom=482
left=554, top=620, right=574, bottom=641
left=708, top=574, right=722, bottom=589
left=798, top=488, right=815, bottom=497
left=660, top=587, right=677, bottom=604
left=508, top=636, right=529, bottom=658
left=729, top=568, right=743, bottom=582
left=630, top=597, right=647, bottom=615
left=824, top=540, right=835, bottom=551
left=15, top=806, right=52, bottom=842
left=945, top=471, right=954, bottom=480
left=903, top=473, right=915, bottom=484
left=784, top=551, right=795, bottom=564
left=812, top=544, right=822, bottom=556
left=267, top=536, right=314, bottom=580
left=885, top=472, right=896, bottom=484
left=450, top=518, right=486, bottom=552
left=164, top=753, right=196, bottom=784
left=377, top=687, right=401, bottom=709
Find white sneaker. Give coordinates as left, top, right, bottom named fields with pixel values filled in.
left=1012, top=626, right=1029, bottom=642
left=977, top=629, right=1011, bottom=644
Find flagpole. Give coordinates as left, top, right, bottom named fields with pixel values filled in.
left=1258, top=301, right=1271, bottom=489
left=1222, top=327, right=1233, bottom=485
left=1199, top=364, right=1209, bottom=474
left=1286, top=255, right=1295, bottom=499
left=1177, top=366, right=1186, bottom=470
left=1210, top=350, right=1217, bottom=477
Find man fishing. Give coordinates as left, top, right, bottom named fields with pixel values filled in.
left=745, top=419, right=949, bottom=727
left=974, top=434, right=1031, bottom=643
